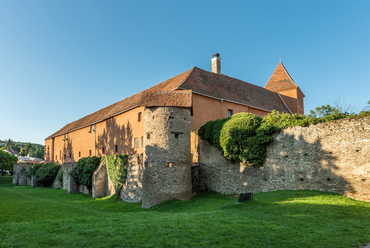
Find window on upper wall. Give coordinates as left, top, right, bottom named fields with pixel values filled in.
left=89, top=150, right=92, bottom=156
left=69, top=153, right=72, bottom=158
left=55, top=155, right=57, bottom=160
left=102, top=147, right=105, bottom=154
left=134, top=138, right=139, bottom=149
left=79, top=151, right=81, bottom=158
left=228, top=109, right=233, bottom=117
left=115, top=145, right=118, bottom=153
left=138, top=112, right=142, bottom=122
left=60, top=150, right=61, bottom=158
left=147, top=133, right=150, bottom=140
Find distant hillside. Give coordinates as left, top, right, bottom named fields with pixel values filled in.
left=0, top=139, right=44, bottom=159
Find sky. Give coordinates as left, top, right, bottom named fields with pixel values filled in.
left=0, top=0, right=369, bottom=145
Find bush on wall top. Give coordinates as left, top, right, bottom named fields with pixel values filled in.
left=198, top=103, right=370, bottom=167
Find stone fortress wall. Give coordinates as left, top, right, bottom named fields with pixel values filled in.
left=196, top=116, right=370, bottom=202
left=13, top=114, right=370, bottom=205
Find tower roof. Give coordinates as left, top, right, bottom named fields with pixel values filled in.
left=265, top=62, right=300, bottom=92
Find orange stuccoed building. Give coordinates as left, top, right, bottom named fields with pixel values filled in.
left=44, top=54, right=305, bottom=165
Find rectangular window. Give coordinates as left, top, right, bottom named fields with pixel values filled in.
left=147, top=133, right=150, bottom=139
left=228, top=109, right=233, bottom=117
left=69, top=153, right=72, bottom=158
left=102, top=147, right=105, bottom=154
left=89, top=150, right=92, bottom=156
left=138, top=112, right=142, bottom=122
left=141, top=136, right=144, bottom=148
left=79, top=151, right=81, bottom=158
left=64, top=154, right=66, bottom=159
left=134, top=138, right=139, bottom=149
left=55, top=155, right=57, bottom=160
left=115, top=145, right=118, bottom=153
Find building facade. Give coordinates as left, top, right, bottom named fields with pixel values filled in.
left=45, top=55, right=305, bottom=165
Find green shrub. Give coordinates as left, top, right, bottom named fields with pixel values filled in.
left=220, top=113, right=267, bottom=165
left=76, top=156, right=102, bottom=190
left=58, top=169, right=63, bottom=186
left=27, top=166, right=33, bottom=179
left=198, top=101, right=370, bottom=167
left=198, top=117, right=230, bottom=150
left=107, top=154, right=128, bottom=196
left=34, top=163, right=61, bottom=187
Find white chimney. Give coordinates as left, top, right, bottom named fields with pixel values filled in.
left=212, top=53, right=221, bottom=74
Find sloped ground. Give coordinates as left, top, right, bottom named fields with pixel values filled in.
left=0, top=176, right=369, bottom=248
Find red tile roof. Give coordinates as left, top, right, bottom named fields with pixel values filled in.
left=265, top=62, right=299, bottom=92
left=46, top=67, right=291, bottom=139
left=139, top=90, right=192, bottom=107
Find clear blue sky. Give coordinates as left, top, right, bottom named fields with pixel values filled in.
left=1, top=0, right=369, bottom=145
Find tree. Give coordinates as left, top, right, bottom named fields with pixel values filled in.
left=0, top=150, right=18, bottom=174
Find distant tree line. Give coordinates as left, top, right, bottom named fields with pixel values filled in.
left=0, top=139, right=44, bottom=159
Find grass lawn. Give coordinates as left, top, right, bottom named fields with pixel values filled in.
left=0, top=176, right=369, bottom=248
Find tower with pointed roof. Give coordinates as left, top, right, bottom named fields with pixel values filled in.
left=265, top=62, right=305, bottom=114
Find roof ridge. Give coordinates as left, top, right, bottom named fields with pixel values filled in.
left=191, top=66, right=270, bottom=91
left=174, top=67, right=196, bottom=90
left=279, top=62, right=298, bottom=87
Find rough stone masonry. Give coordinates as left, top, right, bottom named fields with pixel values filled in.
left=197, top=116, right=370, bottom=202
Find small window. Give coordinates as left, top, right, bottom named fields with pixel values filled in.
left=64, top=154, right=66, bottom=159
left=64, top=133, right=68, bottom=139
left=228, top=109, right=233, bottom=117
left=138, top=112, right=142, bottom=122
left=89, top=150, right=92, bottom=156
left=147, top=133, right=150, bottom=140
left=55, top=155, right=57, bottom=160
left=175, top=133, right=180, bottom=139
left=134, top=138, right=139, bottom=149
left=115, top=145, right=118, bottom=153
left=60, top=150, right=61, bottom=158
left=141, top=136, right=144, bottom=148
left=69, top=153, right=72, bottom=158
left=168, top=162, right=174, bottom=168
left=102, top=147, right=105, bottom=154
left=79, top=151, right=81, bottom=157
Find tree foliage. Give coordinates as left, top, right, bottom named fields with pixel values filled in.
left=0, top=139, right=44, bottom=159
left=0, top=150, right=18, bottom=173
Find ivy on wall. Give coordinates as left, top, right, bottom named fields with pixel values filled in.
left=107, top=154, right=128, bottom=196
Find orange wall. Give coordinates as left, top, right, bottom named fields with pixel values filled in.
left=45, top=107, right=145, bottom=164
left=274, top=87, right=305, bottom=115
left=191, top=93, right=270, bottom=132
left=190, top=93, right=270, bottom=164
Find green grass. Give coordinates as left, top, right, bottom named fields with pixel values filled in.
left=0, top=176, right=369, bottom=248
